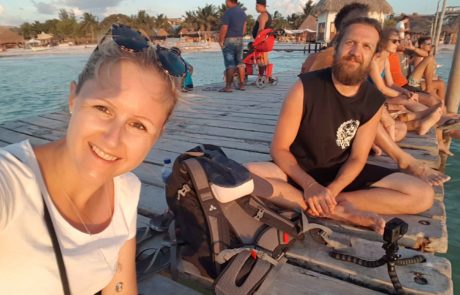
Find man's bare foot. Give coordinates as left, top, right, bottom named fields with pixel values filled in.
left=418, top=106, right=442, bottom=135
left=403, top=159, right=451, bottom=186
left=328, top=203, right=385, bottom=234
left=371, top=144, right=382, bottom=156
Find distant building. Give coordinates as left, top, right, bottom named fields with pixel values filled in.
left=297, top=15, right=318, bottom=42
left=0, top=26, right=24, bottom=49
left=312, top=0, right=393, bottom=43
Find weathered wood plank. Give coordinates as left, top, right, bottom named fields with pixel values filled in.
left=286, top=232, right=453, bottom=294
left=308, top=215, right=448, bottom=253
left=256, top=263, right=385, bottom=295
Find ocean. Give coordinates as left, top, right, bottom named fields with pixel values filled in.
left=0, top=48, right=459, bottom=290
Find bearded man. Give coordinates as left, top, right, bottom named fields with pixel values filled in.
left=245, top=18, right=434, bottom=234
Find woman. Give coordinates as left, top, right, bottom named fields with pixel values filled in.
left=370, top=28, right=442, bottom=137
left=0, top=24, right=185, bottom=294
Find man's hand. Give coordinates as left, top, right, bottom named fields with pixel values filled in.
left=303, top=182, right=337, bottom=217
left=219, top=41, right=225, bottom=48
left=403, top=90, right=418, bottom=102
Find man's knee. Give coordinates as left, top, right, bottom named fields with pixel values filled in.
left=405, top=181, right=434, bottom=213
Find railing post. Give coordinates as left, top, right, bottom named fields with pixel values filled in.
left=445, top=21, right=460, bottom=114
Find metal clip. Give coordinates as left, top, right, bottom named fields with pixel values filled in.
left=177, top=184, right=191, bottom=200
left=255, top=208, right=265, bottom=221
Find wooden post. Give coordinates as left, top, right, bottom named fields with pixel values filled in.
left=434, top=0, right=447, bottom=55
left=432, top=0, right=441, bottom=39
left=445, top=21, right=460, bottom=114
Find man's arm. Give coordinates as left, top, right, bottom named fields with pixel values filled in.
left=257, top=13, right=268, bottom=34
left=271, top=80, right=336, bottom=216
left=327, top=107, right=383, bottom=197
left=102, top=238, right=137, bottom=295
left=219, top=25, right=228, bottom=48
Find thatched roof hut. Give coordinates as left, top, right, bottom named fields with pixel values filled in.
left=312, top=0, right=393, bottom=42
left=312, top=0, right=392, bottom=15
left=409, top=15, right=434, bottom=35
left=37, top=32, right=53, bottom=41
left=0, top=27, right=24, bottom=46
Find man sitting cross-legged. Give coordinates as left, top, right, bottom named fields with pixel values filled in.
left=246, top=18, right=434, bottom=234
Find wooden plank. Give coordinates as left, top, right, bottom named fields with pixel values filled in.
left=256, top=263, right=385, bottom=295
left=308, top=215, right=448, bottom=253
left=286, top=232, right=453, bottom=294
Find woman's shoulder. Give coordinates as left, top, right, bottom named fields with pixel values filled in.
left=114, top=172, right=141, bottom=205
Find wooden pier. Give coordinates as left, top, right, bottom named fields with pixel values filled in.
left=0, top=71, right=453, bottom=294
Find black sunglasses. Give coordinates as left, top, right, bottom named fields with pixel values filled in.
left=99, top=23, right=187, bottom=77
left=389, top=39, right=400, bottom=44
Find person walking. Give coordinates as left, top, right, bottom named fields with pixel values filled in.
left=219, top=0, right=247, bottom=92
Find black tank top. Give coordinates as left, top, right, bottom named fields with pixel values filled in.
left=290, top=68, right=385, bottom=174
left=252, top=12, right=272, bottom=39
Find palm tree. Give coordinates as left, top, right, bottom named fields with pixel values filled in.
left=79, top=12, right=98, bottom=42
left=155, top=14, right=172, bottom=33
left=132, top=10, right=155, bottom=34
left=195, top=4, right=219, bottom=31
left=271, top=11, right=288, bottom=31
left=182, top=10, right=198, bottom=31
left=302, top=0, right=315, bottom=17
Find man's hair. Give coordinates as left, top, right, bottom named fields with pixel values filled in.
left=334, top=17, right=382, bottom=52
left=418, top=36, right=432, bottom=46
left=228, top=0, right=238, bottom=3
left=334, top=3, right=370, bottom=31
left=400, top=14, right=410, bottom=21
left=382, top=28, right=398, bottom=42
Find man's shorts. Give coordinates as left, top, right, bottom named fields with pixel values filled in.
left=222, top=37, right=244, bottom=70
left=288, top=163, right=397, bottom=192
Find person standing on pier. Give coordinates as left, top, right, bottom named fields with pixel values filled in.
left=219, top=0, right=247, bottom=92
left=252, top=0, right=272, bottom=76
left=246, top=18, right=435, bottom=234
left=0, top=24, right=184, bottom=294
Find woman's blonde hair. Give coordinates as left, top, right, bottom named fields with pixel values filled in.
left=75, top=37, right=180, bottom=117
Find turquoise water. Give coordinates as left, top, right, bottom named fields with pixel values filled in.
left=1, top=49, right=459, bottom=290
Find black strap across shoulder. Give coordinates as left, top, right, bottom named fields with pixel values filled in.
left=42, top=197, right=71, bottom=295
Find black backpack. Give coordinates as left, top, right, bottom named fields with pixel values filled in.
left=165, top=145, right=330, bottom=294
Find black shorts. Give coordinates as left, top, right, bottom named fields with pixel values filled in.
left=402, top=84, right=427, bottom=93
left=288, top=163, right=397, bottom=192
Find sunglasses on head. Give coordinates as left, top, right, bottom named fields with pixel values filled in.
left=98, top=23, right=187, bottom=77
left=423, top=42, right=432, bottom=46
left=389, top=39, right=400, bottom=44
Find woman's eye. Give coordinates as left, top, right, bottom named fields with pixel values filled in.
left=95, top=105, right=110, bottom=114
left=130, top=122, right=147, bottom=131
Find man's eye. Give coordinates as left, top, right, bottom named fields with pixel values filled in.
left=95, top=105, right=110, bottom=114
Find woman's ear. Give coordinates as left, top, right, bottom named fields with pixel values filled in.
left=69, top=81, right=77, bottom=114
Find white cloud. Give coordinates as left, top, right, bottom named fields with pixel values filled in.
left=61, top=0, right=123, bottom=11
left=31, top=1, right=58, bottom=15
left=0, top=5, right=5, bottom=16
left=70, top=7, right=84, bottom=17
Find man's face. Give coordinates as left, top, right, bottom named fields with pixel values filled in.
left=332, top=23, right=379, bottom=86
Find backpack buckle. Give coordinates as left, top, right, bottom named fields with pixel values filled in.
left=255, top=208, right=265, bottom=221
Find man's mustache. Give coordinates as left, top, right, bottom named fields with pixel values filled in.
left=342, top=54, right=363, bottom=64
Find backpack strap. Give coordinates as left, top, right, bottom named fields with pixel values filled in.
left=246, top=196, right=300, bottom=238
left=183, top=158, right=231, bottom=271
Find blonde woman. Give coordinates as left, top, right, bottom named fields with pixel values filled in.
left=0, top=24, right=185, bottom=295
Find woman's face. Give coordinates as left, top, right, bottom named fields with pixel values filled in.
left=385, top=33, right=400, bottom=53
left=66, top=60, right=171, bottom=181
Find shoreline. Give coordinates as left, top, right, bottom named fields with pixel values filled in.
left=1, top=42, right=455, bottom=59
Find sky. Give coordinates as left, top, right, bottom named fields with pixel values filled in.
left=0, top=0, right=460, bottom=26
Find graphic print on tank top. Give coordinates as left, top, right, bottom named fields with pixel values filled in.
left=336, top=119, right=360, bottom=149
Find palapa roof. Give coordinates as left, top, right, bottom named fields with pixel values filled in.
left=298, top=15, right=317, bottom=31
left=152, top=28, right=169, bottom=37
left=408, top=15, right=434, bottom=34
left=37, top=32, right=53, bottom=40
left=0, top=27, right=24, bottom=44
left=312, top=0, right=393, bottom=15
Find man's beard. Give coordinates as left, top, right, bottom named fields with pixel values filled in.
left=332, top=54, right=370, bottom=86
